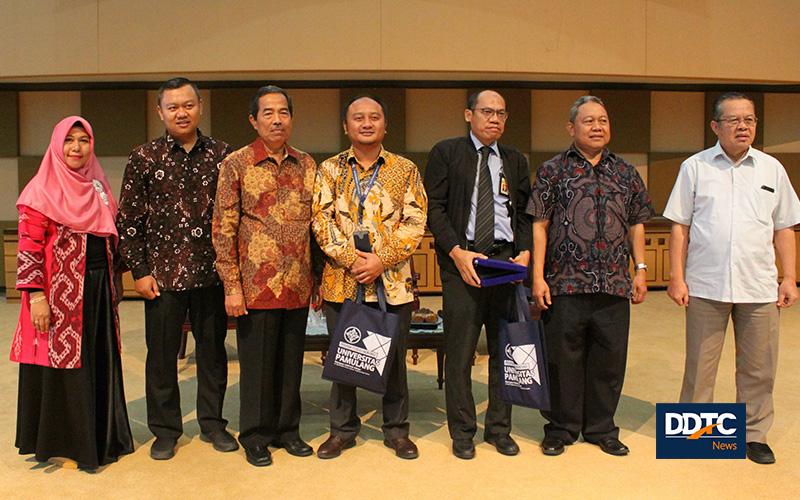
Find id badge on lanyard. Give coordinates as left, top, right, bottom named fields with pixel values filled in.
left=351, top=161, right=382, bottom=227
left=499, top=171, right=509, bottom=197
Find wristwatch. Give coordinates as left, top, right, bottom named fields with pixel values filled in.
left=634, top=262, right=648, bottom=271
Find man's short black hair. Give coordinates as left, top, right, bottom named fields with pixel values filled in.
left=249, top=85, right=293, bottom=118
left=157, top=77, right=201, bottom=106
left=466, top=90, right=486, bottom=110
left=341, top=94, right=388, bottom=122
left=712, top=92, right=756, bottom=121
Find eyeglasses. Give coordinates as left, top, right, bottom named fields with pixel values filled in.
left=473, top=107, right=508, bottom=121
left=716, top=116, right=758, bottom=127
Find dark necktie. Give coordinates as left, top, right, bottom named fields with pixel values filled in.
left=474, top=146, right=495, bottom=254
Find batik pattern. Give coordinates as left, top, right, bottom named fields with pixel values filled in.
left=312, top=148, right=428, bottom=305
left=527, top=146, right=653, bottom=299
left=213, top=141, right=317, bottom=310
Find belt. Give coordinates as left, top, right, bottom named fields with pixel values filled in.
left=465, top=240, right=514, bottom=256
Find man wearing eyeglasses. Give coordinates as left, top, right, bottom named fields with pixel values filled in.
left=528, top=95, right=653, bottom=458
left=664, top=92, right=800, bottom=465
left=425, top=90, right=532, bottom=459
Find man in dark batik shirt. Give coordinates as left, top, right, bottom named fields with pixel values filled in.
left=527, top=95, right=653, bottom=458
left=117, top=77, right=237, bottom=460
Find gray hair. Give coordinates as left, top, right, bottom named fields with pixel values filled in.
left=712, top=92, right=755, bottom=121
left=569, top=95, right=605, bottom=123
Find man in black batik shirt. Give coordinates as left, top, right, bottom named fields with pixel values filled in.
left=528, top=95, right=653, bottom=458
left=117, top=77, right=237, bottom=460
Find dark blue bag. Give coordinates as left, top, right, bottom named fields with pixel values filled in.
left=322, top=280, right=399, bottom=395
left=498, top=285, right=551, bottom=410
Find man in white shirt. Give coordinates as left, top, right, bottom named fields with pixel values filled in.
left=664, top=92, right=800, bottom=465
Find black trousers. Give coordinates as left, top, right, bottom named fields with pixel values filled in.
left=323, top=300, right=413, bottom=440
left=541, top=293, right=630, bottom=443
left=144, top=284, right=229, bottom=439
left=236, top=307, right=308, bottom=449
left=441, top=268, right=514, bottom=441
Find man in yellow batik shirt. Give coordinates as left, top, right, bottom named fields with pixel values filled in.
left=312, top=95, right=427, bottom=461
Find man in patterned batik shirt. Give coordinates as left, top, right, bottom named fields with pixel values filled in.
left=528, top=95, right=653, bottom=458
left=212, top=86, right=317, bottom=467
left=312, top=95, right=427, bottom=461
left=118, top=77, right=237, bottom=460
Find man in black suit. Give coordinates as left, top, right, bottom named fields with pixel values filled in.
left=424, top=90, right=532, bottom=459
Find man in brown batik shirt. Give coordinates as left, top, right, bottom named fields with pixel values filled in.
left=213, top=85, right=317, bottom=467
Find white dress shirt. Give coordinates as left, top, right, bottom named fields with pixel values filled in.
left=664, top=142, right=800, bottom=303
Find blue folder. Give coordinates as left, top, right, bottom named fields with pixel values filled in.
left=473, top=258, right=528, bottom=287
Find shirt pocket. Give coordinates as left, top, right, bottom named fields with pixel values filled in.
left=754, top=186, right=776, bottom=225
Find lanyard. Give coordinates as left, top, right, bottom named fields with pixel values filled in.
left=350, top=160, right=382, bottom=224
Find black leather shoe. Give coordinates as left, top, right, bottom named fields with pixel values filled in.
left=541, top=436, right=566, bottom=456
left=150, top=437, right=177, bottom=460
left=244, top=445, right=272, bottom=467
left=452, top=439, right=476, bottom=460
left=485, top=435, right=520, bottom=456
left=746, top=442, right=775, bottom=464
left=595, top=436, right=629, bottom=456
left=384, top=437, right=419, bottom=460
left=200, top=429, right=239, bottom=452
left=273, top=438, right=313, bottom=457
left=316, top=435, right=356, bottom=459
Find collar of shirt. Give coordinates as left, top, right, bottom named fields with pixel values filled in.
left=710, top=141, right=754, bottom=168
left=251, top=139, right=300, bottom=166
left=164, top=129, right=207, bottom=153
left=345, top=146, right=387, bottom=172
left=565, top=144, right=617, bottom=173
left=469, top=131, right=500, bottom=157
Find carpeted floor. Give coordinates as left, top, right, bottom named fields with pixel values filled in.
left=0, top=291, right=798, bottom=499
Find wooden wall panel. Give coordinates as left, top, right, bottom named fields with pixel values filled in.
left=209, top=88, right=258, bottom=151
left=382, top=0, right=646, bottom=76
left=96, top=0, right=380, bottom=74
left=646, top=1, right=800, bottom=82
left=771, top=154, right=800, bottom=200
left=0, top=92, right=19, bottom=156
left=289, top=89, right=341, bottom=154
left=18, top=91, right=82, bottom=156
left=81, top=90, right=147, bottom=156
left=648, top=153, right=691, bottom=214
left=531, top=90, right=587, bottom=152
left=590, top=89, right=650, bottom=153
left=650, top=91, right=705, bottom=153
left=405, top=89, right=467, bottom=152
left=764, top=94, right=800, bottom=153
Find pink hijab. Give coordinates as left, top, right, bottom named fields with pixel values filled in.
left=16, top=116, right=118, bottom=239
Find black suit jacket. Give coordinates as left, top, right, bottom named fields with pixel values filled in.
left=424, top=135, right=533, bottom=274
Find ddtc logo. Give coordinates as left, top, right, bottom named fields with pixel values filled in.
left=656, top=403, right=746, bottom=459
left=665, top=412, right=737, bottom=439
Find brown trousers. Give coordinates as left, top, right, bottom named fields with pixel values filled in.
left=679, top=296, right=779, bottom=443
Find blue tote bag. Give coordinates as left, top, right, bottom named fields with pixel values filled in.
left=498, top=285, right=551, bottom=410
left=322, top=280, right=399, bottom=395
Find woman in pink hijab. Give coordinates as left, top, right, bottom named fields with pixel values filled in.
left=11, top=116, right=133, bottom=469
